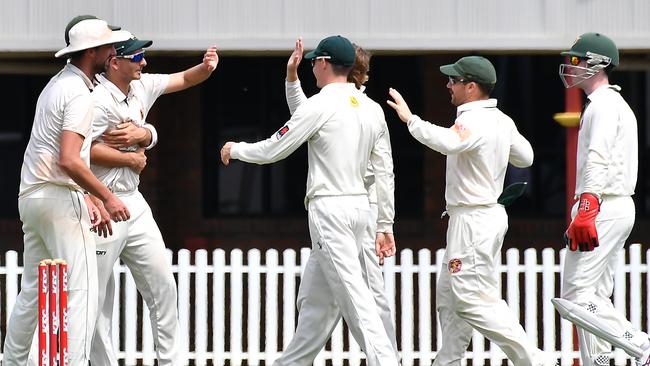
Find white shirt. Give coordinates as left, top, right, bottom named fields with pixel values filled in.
left=19, top=63, right=95, bottom=197
left=232, top=82, right=395, bottom=232
left=576, top=84, right=637, bottom=197
left=285, top=80, right=379, bottom=204
left=407, top=99, right=533, bottom=207
left=91, top=73, right=169, bottom=193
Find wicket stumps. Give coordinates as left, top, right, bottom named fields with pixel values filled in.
left=38, top=259, right=68, bottom=366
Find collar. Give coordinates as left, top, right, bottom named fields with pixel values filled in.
left=320, top=82, right=357, bottom=93
left=456, top=98, right=497, bottom=117
left=96, top=73, right=130, bottom=102
left=587, top=84, right=622, bottom=102
left=65, top=63, right=95, bottom=91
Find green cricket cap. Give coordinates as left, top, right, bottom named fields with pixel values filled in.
left=114, top=34, right=153, bottom=56
left=304, top=35, right=355, bottom=67
left=440, top=56, right=497, bottom=84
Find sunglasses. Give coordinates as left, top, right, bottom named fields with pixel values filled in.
left=310, top=55, right=332, bottom=67
left=448, top=76, right=467, bottom=85
left=116, top=51, right=145, bottom=63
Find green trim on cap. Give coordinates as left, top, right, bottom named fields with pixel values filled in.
left=64, top=15, right=120, bottom=46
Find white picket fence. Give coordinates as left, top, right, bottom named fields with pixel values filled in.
left=1, top=245, right=648, bottom=365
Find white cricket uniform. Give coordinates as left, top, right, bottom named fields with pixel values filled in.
left=407, top=99, right=549, bottom=366
left=560, top=85, right=644, bottom=366
left=88, top=73, right=182, bottom=366
left=269, top=81, right=398, bottom=366
left=4, top=64, right=98, bottom=366
left=231, top=82, right=398, bottom=366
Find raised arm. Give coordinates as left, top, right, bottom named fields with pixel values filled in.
left=388, top=87, right=480, bottom=155
left=221, top=100, right=329, bottom=165
left=165, top=46, right=219, bottom=94
left=286, top=38, right=308, bottom=115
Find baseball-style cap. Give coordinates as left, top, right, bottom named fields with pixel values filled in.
left=440, top=56, right=497, bottom=84
left=114, top=33, right=153, bottom=56
left=55, top=17, right=130, bottom=58
left=304, top=35, right=355, bottom=66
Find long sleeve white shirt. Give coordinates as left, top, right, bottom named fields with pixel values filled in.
left=285, top=80, right=380, bottom=204
left=407, top=99, right=533, bottom=207
left=232, top=82, right=395, bottom=232
left=576, top=85, right=637, bottom=197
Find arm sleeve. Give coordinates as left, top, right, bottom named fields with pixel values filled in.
left=142, top=123, right=158, bottom=150
left=583, top=104, right=618, bottom=194
left=407, top=115, right=480, bottom=155
left=63, top=92, right=93, bottom=138
left=141, top=74, right=170, bottom=110
left=370, top=109, right=395, bottom=233
left=508, top=126, right=534, bottom=168
left=285, top=80, right=308, bottom=115
left=91, top=102, right=110, bottom=142
left=231, top=101, right=328, bottom=164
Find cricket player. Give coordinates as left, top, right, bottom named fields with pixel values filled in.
left=272, top=38, right=399, bottom=365
left=387, top=56, right=555, bottom=366
left=220, top=35, right=398, bottom=366
left=558, top=32, right=650, bottom=366
left=87, top=34, right=218, bottom=366
left=3, top=16, right=130, bottom=366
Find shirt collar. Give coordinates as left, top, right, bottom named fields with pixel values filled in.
left=587, top=84, right=621, bottom=102
left=64, top=63, right=95, bottom=91
left=96, top=73, right=130, bottom=102
left=320, top=82, right=356, bottom=93
left=456, top=98, right=497, bottom=117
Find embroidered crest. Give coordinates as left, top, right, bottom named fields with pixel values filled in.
left=451, top=122, right=471, bottom=141
left=448, top=258, right=462, bottom=273
left=275, top=125, right=290, bottom=140
left=349, top=96, right=359, bottom=107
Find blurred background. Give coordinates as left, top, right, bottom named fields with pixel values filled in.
left=0, top=0, right=649, bottom=253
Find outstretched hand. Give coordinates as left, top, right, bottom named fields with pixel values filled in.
left=387, top=88, right=413, bottom=124
left=203, top=46, right=219, bottom=72
left=287, top=38, right=303, bottom=82
left=221, top=142, right=234, bottom=165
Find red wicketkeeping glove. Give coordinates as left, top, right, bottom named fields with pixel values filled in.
left=564, top=193, right=601, bottom=251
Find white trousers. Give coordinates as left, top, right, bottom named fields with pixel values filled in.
left=561, top=195, right=647, bottom=366
left=4, top=184, right=97, bottom=366
left=434, top=205, right=545, bottom=366
left=273, top=202, right=399, bottom=366
left=90, top=190, right=180, bottom=366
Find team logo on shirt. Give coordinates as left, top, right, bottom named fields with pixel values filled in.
left=448, top=258, right=462, bottom=273
left=451, top=122, right=471, bottom=142
left=275, top=125, right=290, bottom=140
left=349, top=96, right=359, bottom=107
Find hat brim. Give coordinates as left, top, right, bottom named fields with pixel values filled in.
left=439, top=64, right=462, bottom=77
left=116, top=39, right=153, bottom=56
left=560, top=50, right=585, bottom=58
left=55, top=30, right=131, bottom=58
left=304, top=50, right=318, bottom=60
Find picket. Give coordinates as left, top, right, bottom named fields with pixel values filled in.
left=0, top=245, right=646, bottom=365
